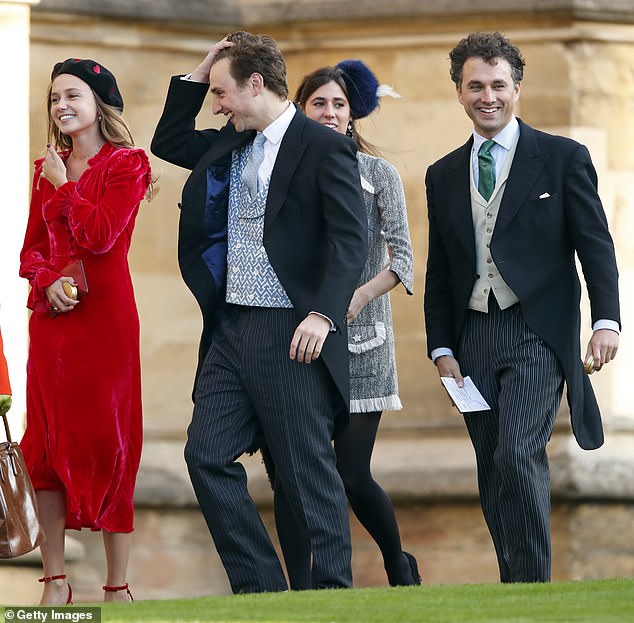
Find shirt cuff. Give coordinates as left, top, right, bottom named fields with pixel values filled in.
left=592, top=319, right=620, bottom=334
left=309, top=311, right=336, bottom=332
left=431, top=347, right=454, bottom=363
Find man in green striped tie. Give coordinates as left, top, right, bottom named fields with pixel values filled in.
left=424, top=31, right=620, bottom=584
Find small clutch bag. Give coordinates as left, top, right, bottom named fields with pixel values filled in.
left=61, top=259, right=88, bottom=297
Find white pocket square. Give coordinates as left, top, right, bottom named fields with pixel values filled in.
left=539, top=192, right=551, bottom=199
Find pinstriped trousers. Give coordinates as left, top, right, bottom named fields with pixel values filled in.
left=184, top=305, right=353, bottom=593
left=457, top=299, right=564, bottom=582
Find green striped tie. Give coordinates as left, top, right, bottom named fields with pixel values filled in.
left=478, top=139, right=496, bottom=201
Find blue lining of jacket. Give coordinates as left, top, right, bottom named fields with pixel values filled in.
left=201, top=164, right=230, bottom=290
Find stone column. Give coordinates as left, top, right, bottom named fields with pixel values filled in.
left=0, top=0, right=41, bottom=604
left=0, top=1, right=39, bottom=430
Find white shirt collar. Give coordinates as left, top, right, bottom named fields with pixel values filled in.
left=261, top=101, right=296, bottom=146
left=472, top=116, right=519, bottom=153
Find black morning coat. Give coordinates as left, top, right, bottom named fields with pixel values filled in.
left=151, top=76, right=368, bottom=427
left=424, top=119, right=620, bottom=450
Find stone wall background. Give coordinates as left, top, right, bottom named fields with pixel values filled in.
left=0, top=0, right=633, bottom=602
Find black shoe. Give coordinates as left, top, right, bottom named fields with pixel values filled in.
left=388, top=551, right=422, bottom=586
left=403, top=551, right=422, bottom=585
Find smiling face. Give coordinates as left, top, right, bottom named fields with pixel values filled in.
left=302, top=80, right=351, bottom=135
left=209, top=57, right=259, bottom=132
left=49, top=73, right=99, bottom=138
left=457, top=56, right=521, bottom=139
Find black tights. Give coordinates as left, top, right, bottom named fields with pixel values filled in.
left=263, top=411, right=415, bottom=588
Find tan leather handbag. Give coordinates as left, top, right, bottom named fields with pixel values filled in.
left=0, top=413, right=44, bottom=558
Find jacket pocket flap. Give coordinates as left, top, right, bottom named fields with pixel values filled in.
left=348, top=321, right=387, bottom=353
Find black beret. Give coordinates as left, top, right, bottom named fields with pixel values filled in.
left=51, top=58, right=124, bottom=111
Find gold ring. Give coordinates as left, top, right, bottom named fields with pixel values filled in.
left=583, top=356, right=595, bottom=375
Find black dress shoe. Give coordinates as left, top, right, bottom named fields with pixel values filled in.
left=403, top=551, right=422, bottom=585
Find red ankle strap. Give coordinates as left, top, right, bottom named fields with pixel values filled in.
left=103, top=582, right=133, bottom=601
left=102, top=583, right=129, bottom=592
left=39, top=574, right=67, bottom=583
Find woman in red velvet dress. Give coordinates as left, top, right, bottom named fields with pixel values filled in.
left=19, top=59, right=152, bottom=605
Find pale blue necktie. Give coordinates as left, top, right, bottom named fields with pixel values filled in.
left=242, top=133, right=266, bottom=198
left=478, top=139, right=496, bottom=201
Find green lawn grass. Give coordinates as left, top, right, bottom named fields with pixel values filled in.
left=60, top=578, right=633, bottom=623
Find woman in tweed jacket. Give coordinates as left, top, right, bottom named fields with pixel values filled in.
left=349, top=151, right=414, bottom=412
left=263, top=60, right=418, bottom=588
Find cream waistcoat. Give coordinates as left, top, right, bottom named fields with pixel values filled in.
left=468, top=140, right=519, bottom=312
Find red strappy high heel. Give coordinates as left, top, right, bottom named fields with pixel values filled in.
left=102, top=583, right=134, bottom=601
left=39, top=574, right=73, bottom=605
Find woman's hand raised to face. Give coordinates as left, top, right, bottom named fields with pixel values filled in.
left=38, top=145, right=68, bottom=190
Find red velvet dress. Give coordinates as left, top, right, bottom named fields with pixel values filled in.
left=19, top=143, right=151, bottom=532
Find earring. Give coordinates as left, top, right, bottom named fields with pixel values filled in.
left=98, top=116, right=103, bottom=122
left=346, top=120, right=354, bottom=137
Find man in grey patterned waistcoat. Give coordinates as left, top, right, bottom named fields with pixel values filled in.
left=151, top=32, right=367, bottom=593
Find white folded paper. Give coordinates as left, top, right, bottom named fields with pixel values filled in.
left=440, top=376, right=490, bottom=413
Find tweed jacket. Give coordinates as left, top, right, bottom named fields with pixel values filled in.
left=347, top=153, right=414, bottom=413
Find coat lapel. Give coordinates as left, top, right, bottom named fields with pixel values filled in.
left=447, top=138, right=476, bottom=261
left=194, top=123, right=254, bottom=177
left=494, top=119, right=548, bottom=237
left=183, top=123, right=254, bottom=223
left=266, top=105, right=307, bottom=225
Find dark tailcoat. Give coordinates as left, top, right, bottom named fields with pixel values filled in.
left=424, top=119, right=620, bottom=450
left=151, top=76, right=368, bottom=420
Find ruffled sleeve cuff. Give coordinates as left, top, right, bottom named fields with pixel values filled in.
left=27, top=267, right=61, bottom=313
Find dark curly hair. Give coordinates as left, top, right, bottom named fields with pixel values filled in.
left=449, top=32, right=526, bottom=87
left=213, top=31, right=288, bottom=99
